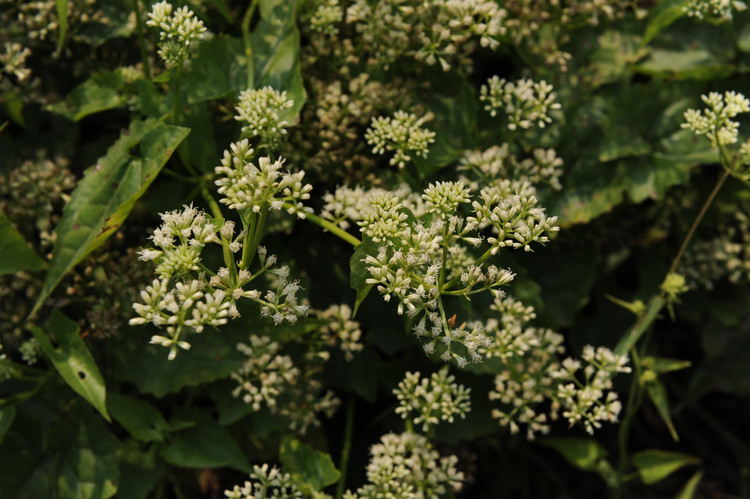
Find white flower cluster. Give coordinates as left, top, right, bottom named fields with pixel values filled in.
left=146, top=1, right=207, bottom=66
left=321, top=183, right=425, bottom=231
left=487, top=293, right=629, bottom=439
left=230, top=333, right=340, bottom=433
left=225, top=464, right=302, bottom=499
left=235, top=87, right=295, bottom=149
left=365, top=111, right=436, bottom=168
left=256, top=261, right=311, bottom=325
left=346, top=0, right=506, bottom=70
left=317, top=304, right=363, bottom=361
left=684, top=0, right=747, bottom=20
left=1, top=42, right=32, bottom=82
left=469, top=187, right=559, bottom=253
left=343, top=432, right=463, bottom=499
left=679, top=212, right=750, bottom=289
left=480, top=76, right=561, bottom=130
left=231, top=335, right=299, bottom=411
left=552, top=346, right=631, bottom=435
left=394, top=365, right=471, bottom=432
left=309, top=0, right=344, bottom=36
left=682, top=91, right=750, bottom=147
left=459, top=144, right=564, bottom=191
left=19, top=337, right=41, bottom=365
left=215, top=139, right=312, bottom=217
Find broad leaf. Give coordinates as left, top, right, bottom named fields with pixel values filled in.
left=642, top=0, right=689, bottom=45
left=32, top=118, right=189, bottom=316
left=279, top=436, right=340, bottom=492
left=185, top=36, right=246, bottom=103
left=47, top=71, right=127, bottom=121
left=108, top=394, right=171, bottom=443
left=633, top=449, right=699, bottom=484
left=0, top=212, right=46, bottom=274
left=350, top=238, right=378, bottom=316
left=251, top=0, right=306, bottom=119
left=30, top=309, right=110, bottom=421
left=160, top=409, right=251, bottom=473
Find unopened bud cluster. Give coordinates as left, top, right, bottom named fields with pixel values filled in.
left=682, top=91, right=750, bottom=147
left=394, top=365, right=471, bottom=432
left=343, top=432, right=463, bottom=499
left=146, top=1, right=207, bottom=66
left=235, top=87, right=295, bottom=149
left=480, top=77, right=561, bottom=130
left=225, top=464, right=302, bottom=499
left=365, top=111, right=436, bottom=168
left=487, top=293, right=630, bottom=439
left=684, top=0, right=747, bottom=20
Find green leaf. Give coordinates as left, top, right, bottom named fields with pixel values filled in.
left=160, top=409, right=251, bottom=473
left=153, top=67, right=175, bottom=83
left=633, top=449, right=699, bottom=484
left=55, top=0, right=68, bottom=52
left=646, top=379, right=680, bottom=442
left=279, top=436, right=340, bottom=492
left=675, top=471, right=704, bottom=499
left=642, top=0, right=689, bottom=46
left=113, top=325, right=244, bottom=398
left=108, top=394, right=171, bottom=443
left=207, top=0, right=232, bottom=22
left=30, top=309, right=110, bottom=421
left=18, top=402, right=121, bottom=499
left=413, top=70, right=478, bottom=177
left=633, top=49, right=733, bottom=80
left=537, top=436, right=609, bottom=472
left=32, top=118, right=188, bottom=316
left=46, top=71, right=127, bottom=121
left=185, top=35, right=246, bottom=104
left=0, top=211, right=46, bottom=274
left=177, top=101, right=217, bottom=172
left=0, top=405, right=16, bottom=446
left=251, top=0, right=306, bottom=120
left=350, top=239, right=378, bottom=316
left=644, top=356, right=692, bottom=374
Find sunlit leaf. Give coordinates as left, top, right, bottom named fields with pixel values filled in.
left=47, top=71, right=127, bottom=121
left=279, top=436, right=340, bottom=492
left=633, top=449, right=699, bottom=484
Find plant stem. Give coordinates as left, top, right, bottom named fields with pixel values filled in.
left=667, top=168, right=730, bottom=276
left=242, top=204, right=268, bottom=269
left=242, top=0, right=259, bottom=88
left=300, top=210, right=362, bottom=247
left=132, top=0, right=151, bottom=79
left=615, top=348, right=644, bottom=499
left=172, top=63, right=183, bottom=124
left=335, top=397, right=355, bottom=499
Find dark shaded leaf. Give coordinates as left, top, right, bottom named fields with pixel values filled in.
left=30, top=310, right=110, bottom=421
left=0, top=211, right=46, bottom=274
left=646, top=379, right=680, bottom=441
left=633, top=449, right=699, bottom=484
left=32, top=118, right=188, bottom=316
left=108, top=393, right=171, bottom=442
left=47, top=71, right=127, bottom=121
left=350, top=238, right=378, bottom=316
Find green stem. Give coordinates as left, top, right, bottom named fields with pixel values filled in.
left=667, top=168, right=730, bottom=276
left=298, top=209, right=362, bottom=247
left=162, top=168, right=198, bottom=183
left=242, top=204, right=268, bottom=269
left=615, top=348, right=644, bottom=499
left=132, top=0, right=151, bottom=79
left=335, top=397, right=356, bottom=499
left=242, top=0, right=259, bottom=88
left=172, top=63, right=183, bottom=124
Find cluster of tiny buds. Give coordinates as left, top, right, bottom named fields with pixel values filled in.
left=235, top=87, right=295, bottom=148
left=343, top=432, right=463, bottom=499
left=684, top=0, right=746, bottom=20
left=224, top=464, right=302, bottom=499
left=394, top=365, right=471, bottom=432
left=365, top=111, right=436, bottom=168
left=480, top=76, right=561, bottom=130
left=682, top=91, right=750, bottom=147
left=146, top=1, right=207, bottom=66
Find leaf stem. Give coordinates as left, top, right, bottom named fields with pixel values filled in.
left=172, top=63, right=183, bottom=124
left=615, top=348, right=643, bottom=499
left=299, top=209, right=362, bottom=247
left=667, top=168, right=730, bottom=276
left=335, top=397, right=355, bottom=499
